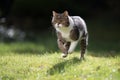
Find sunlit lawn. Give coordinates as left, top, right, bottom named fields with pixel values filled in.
left=0, top=43, right=120, bottom=80
left=0, top=20, right=120, bottom=80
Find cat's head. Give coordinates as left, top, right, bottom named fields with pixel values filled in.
left=52, top=11, right=70, bottom=28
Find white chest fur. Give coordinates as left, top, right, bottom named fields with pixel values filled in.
left=58, top=27, right=73, bottom=41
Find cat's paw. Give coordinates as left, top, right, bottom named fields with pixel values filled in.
left=61, top=53, right=67, bottom=58
left=80, top=57, right=86, bottom=61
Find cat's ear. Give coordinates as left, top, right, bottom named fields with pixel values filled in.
left=52, top=11, right=57, bottom=17
left=63, top=11, right=69, bottom=16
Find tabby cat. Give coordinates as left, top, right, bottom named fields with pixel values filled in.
left=52, top=11, right=88, bottom=60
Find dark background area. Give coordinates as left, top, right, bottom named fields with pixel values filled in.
left=0, top=0, right=120, bottom=31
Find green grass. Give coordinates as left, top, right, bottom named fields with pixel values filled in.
left=0, top=20, right=120, bottom=80
left=0, top=46, right=120, bottom=80
left=0, top=39, right=120, bottom=80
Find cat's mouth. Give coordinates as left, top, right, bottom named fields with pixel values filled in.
left=55, top=23, right=68, bottom=28
left=55, top=23, right=62, bottom=28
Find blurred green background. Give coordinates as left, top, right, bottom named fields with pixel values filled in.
left=0, top=0, right=120, bottom=52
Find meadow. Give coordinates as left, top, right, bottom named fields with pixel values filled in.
left=0, top=20, right=120, bottom=80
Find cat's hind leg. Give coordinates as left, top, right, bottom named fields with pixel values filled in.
left=80, top=39, right=87, bottom=60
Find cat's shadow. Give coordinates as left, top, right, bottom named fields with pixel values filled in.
left=47, top=57, right=82, bottom=75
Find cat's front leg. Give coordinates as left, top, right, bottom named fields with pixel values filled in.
left=57, top=39, right=70, bottom=58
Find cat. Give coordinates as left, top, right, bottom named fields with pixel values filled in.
left=52, top=11, right=88, bottom=60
